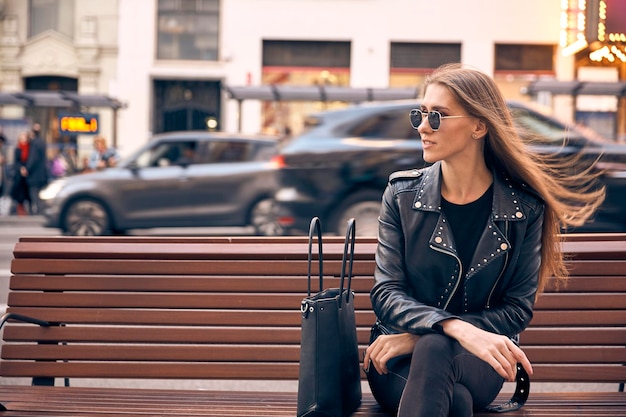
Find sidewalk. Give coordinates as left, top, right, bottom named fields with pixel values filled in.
left=0, top=214, right=46, bottom=225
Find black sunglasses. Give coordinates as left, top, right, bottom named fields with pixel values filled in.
left=409, top=109, right=471, bottom=131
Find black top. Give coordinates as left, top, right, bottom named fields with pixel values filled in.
left=441, top=184, right=493, bottom=313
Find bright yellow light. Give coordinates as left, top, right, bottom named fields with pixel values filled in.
left=562, top=37, right=588, bottom=55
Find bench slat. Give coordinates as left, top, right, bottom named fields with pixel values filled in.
left=12, top=239, right=626, bottom=260
left=1, top=361, right=624, bottom=383
left=3, top=345, right=625, bottom=365
left=0, top=361, right=302, bottom=379
left=8, top=291, right=625, bottom=312
left=0, top=386, right=624, bottom=417
left=534, top=293, right=626, bottom=309
left=9, top=274, right=626, bottom=292
left=4, top=324, right=625, bottom=346
left=8, top=275, right=376, bottom=292
left=11, top=259, right=378, bottom=276
left=12, top=241, right=380, bottom=261
left=5, top=307, right=625, bottom=327
left=6, top=292, right=374, bottom=310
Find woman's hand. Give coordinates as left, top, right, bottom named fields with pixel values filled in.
left=441, top=318, right=533, bottom=382
left=363, top=332, right=419, bottom=375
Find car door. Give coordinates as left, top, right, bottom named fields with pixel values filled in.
left=182, top=139, right=269, bottom=226
left=116, top=140, right=200, bottom=227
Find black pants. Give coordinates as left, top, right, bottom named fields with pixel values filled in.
left=27, top=184, right=43, bottom=215
left=366, top=333, right=504, bottom=417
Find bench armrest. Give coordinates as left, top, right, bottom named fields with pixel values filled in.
left=0, top=312, right=50, bottom=329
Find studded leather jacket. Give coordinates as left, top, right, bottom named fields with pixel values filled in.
left=371, top=161, right=545, bottom=338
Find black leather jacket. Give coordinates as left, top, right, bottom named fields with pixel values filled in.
left=371, top=161, right=544, bottom=338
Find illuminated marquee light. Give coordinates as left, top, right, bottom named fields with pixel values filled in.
left=560, top=0, right=589, bottom=55
left=59, top=114, right=100, bottom=134
left=561, top=0, right=626, bottom=61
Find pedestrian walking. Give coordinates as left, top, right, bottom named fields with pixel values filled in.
left=22, top=123, right=48, bottom=215
left=10, top=131, right=31, bottom=215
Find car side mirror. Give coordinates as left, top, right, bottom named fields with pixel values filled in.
left=126, top=161, right=140, bottom=174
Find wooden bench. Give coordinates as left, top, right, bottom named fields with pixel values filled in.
left=0, top=234, right=624, bottom=416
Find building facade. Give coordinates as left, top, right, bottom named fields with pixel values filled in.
left=1, top=0, right=623, bottom=161
left=0, top=0, right=119, bottom=160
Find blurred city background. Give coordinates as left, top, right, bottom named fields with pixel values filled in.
left=0, top=0, right=624, bottom=394
left=0, top=0, right=625, bottom=237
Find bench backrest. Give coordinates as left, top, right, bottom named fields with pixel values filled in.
left=1, top=235, right=625, bottom=386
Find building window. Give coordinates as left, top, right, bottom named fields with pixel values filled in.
left=494, top=44, right=555, bottom=72
left=263, top=40, right=351, bottom=67
left=261, top=40, right=352, bottom=136
left=153, top=80, right=222, bottom=133
left=157, top=0, right=220, bottom=61
left=389, top=42, right=461, bottom=88
left=391, top=42, right=461, bottom=70
left=29, top=0, right=74, bottom=38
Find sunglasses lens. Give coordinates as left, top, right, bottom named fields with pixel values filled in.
left=427, top=112, right=441, bottom=130
left=409, top=110, right=421, bottom=129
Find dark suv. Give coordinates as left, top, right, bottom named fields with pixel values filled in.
left=273, top=101, right=626, bottom=236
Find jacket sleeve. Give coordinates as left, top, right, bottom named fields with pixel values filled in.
left=370, top=182, right=459, bottom=334
left=460, top=202, right=544, bottom=337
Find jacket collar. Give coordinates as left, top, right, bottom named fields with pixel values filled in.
left=411, top=161, right=526, bottom=221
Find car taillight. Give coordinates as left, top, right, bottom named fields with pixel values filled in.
left=278, top=216, right=295, bottom=225
left=270, top=154, right=287, bottom=168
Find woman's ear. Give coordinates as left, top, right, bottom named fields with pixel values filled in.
left=473, top=119, right=488, bottom=140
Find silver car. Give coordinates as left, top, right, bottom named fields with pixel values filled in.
left=40, top=131, right=283, bottom=236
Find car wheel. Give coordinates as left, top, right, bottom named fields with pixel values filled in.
left=250, top=198, right=284, bottom=236
left=63, top=199, right=111, bottom=236
left=335, top=196, right=382, bottom=237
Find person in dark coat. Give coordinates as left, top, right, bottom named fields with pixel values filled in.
left=0, top=126, right=7, bottom=198
left=10, top=131, right=31, bottom=215
left=22, top=123, right=48, bottom=215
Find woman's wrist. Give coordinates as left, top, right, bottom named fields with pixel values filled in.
left=439, top=318, right=469, bottom=339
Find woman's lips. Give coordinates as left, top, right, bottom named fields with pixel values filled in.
left=422, top=139, right=435, bottom=149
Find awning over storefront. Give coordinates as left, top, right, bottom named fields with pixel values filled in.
left=223, top=85, right=420, bottom=102
left=0, top=91, right=125, bottom=109
left=523, top=80, right=626, bottom=97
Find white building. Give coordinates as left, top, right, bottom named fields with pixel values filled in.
left=3, top=0, right=616, bottom=159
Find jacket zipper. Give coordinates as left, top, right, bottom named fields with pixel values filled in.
left=486, top=221, right=509, bottom=308
left=429, top=244, right=462, bottom=311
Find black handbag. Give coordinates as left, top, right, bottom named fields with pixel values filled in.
left=296, top=217, right=362, bottom=417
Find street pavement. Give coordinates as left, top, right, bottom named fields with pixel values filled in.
left=0, top=215, right=615, bottom=393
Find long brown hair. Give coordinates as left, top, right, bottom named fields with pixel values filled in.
left=425, top=63, right=605, bottom=295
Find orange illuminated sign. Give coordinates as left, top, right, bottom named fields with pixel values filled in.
left=59, top=113, right=99, bottom=135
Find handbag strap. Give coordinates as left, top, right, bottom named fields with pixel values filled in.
left=307, top=217, right=323, bottom=296
left=339, top=218, right=356, bottom=303
left=484, top=363, right=530, bottom=412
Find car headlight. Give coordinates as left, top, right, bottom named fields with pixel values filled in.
left=39, top=179, right=67, bottom=200
left=275, top=187, right=299, bottom=201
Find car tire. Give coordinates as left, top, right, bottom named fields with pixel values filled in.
left=62, top=198, right=111, bottom=236
left=334, top=192, right=382, bottom=237
left=250, top=198, right=284, bottom=236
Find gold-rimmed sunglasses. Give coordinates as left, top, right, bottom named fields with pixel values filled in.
left=409, top=109, right=471, bottom=131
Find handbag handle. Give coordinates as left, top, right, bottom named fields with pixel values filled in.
left=307, top=217, right=323, bottom=296
left=339, top=218, right=356, bottom=304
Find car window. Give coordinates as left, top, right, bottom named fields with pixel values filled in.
left=134, top=141, right=199, bottom=168
left=346, top=109, right=416, bottom=140
left=207, top=141, right=251, bottom=163
left=252, top=142, right=277, bottom=161
left=509, top=107, right=571, bottom=145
